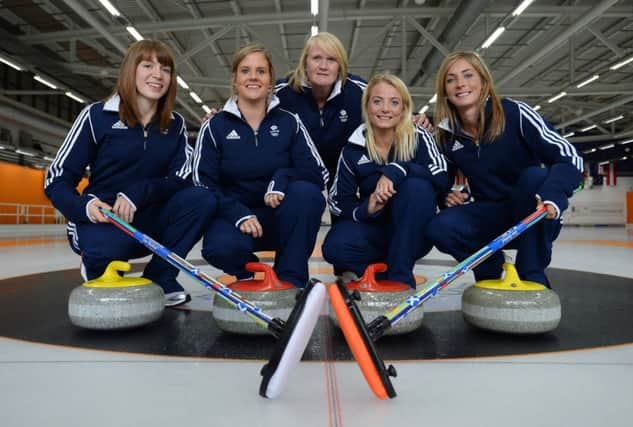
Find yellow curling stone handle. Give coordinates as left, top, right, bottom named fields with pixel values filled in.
left=83, top=261, right=152, bottom=288
left=474, top=263, right=546, bottom=291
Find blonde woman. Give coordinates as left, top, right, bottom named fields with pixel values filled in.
left=45, top=40, right=217, bottom=307
left=427, top=51, right=583, bottom=287
left=322, top=73, right=448, bottom=287
left=275, top=32, right=367, bottom=188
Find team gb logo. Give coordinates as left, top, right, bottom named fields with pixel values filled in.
left=270, top=125, right=280, bottom=136
left=339, top=109, right=348, bottom=122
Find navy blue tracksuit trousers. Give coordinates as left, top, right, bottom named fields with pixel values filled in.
left=322, top=178, right=437, bottom=288
left=73, top=186, right=217, bottom=293
left=201, top=181, right=325, bottom=288
left=426, top=166, right=562, bottom=287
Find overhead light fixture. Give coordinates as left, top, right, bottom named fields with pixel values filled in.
left=126, top=26, right=144, bottom=41
left=419, top=105, right=429, bottom=114
left=599, top=160, right=609, bottom=165
left=580, top=124, right=597, bottom=132
left=189, top=91, right=202, bottom=103
left=310, top=0, right=318, bottom=16
left=598, top=144, right=615, bottom=150
left=481, top=27, right=505, bottom=49
left=512, top=0, right=535, bottom=17
left=33, top=75, right=58, bottom=89
left=0, top=54, right=23, bottom=71
left=583, top=148, right=596, bottom=154
left=610, top=55, right=633, bottom=71
left=98, top=0, right=121, bottom=17
left=620, top=139, right=633, bottom=145
left=603, top=115, right=624, bottom=124
left=311, top=25, right=319, bottom=36
left=16, top=149, right=36, bottom=157
left=65, top=91, right=86, bottom=103
left=429, top=93, right=437, bottom=104
left=563, top=131, right=575, bottom=138
left=202, top=105, right=211, bottom=114
left=176, top=76, right=189, bottom=90
left=43, top=156, right=55, bottom=162
left=533, top=105, right=541, bottom=111
left=576, top=74, right=599, bottom=88
left=621, top=156, right=628, bottom=160
left=547, top=91, right=567, bottom=103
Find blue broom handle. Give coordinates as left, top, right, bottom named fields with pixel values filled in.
left=385, top=206, right=548, bottom=325
left=101, top=209, right=275, bottom=328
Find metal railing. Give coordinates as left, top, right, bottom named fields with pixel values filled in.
left=0, top=202, right=64, bottom=224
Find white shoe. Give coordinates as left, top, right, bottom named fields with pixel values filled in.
left=164, top=291, right=191, bottom=307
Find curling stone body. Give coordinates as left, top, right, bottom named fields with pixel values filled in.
left=212, top=263, right=297, bottom=335
left=329, top=264, right=424, bottom=336
left=68, top=261, right=164, bottom=330
left=461, top=263, right=561, bottom=334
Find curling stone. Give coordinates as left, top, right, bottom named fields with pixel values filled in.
left=329, top=263, right=424, bottom=336
left=68, top=261, right=164, bottom=330
left=212, top=262, right=297, bottom=335
left=461, top=263, right=561, bottom=334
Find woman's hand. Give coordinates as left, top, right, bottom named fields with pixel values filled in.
left=367, top=192, right=386, bottom=215
left=264, top=193, right=284, bottom=209
left=87, top=199, right=112, bottom=223
left=374, top=175, right=396, bottom=204
left=445, top=189, right=470, bottom=208
left=239, top=216, right=263, bottom=238
left=113, top=195, right=137, bottom=224
left=536, top=200, right=558, bottom=219
left=412, top=113, right=433, bottom=131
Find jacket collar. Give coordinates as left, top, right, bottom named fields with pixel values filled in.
left=103, top=94, right=174, bottom=119
left=348, top=123, right=367, bottom=147
left=302, top=77, right=343, bottom=102
left=222, top=95, right=280, bottom=118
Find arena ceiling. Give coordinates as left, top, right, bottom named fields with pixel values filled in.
left=0, top=0, right=632, bottom=173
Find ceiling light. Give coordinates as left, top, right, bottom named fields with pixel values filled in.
left=419, top=105, right=429, bottom=114
left=65, top=91, right=85, bottom=103
left=16, top=149, right=36, bottom=157
left=583, top=148, right=596, bottom=154
left=310, top=0, right=318, bottom=16
left=429, top=93, right=437, bottom=104
left=98, top=0, right=121, bottom=17
left=576, top=74, right=599, bottom=88
left=176, top=76, right=189, bottom=90
left=603, top=115, right=624, bottom=124
left=481, top=27, right=505, bottom=49
left=563, top=132, right=575, bottom=138
left=126, top=26, right=144, bottom=41
left=610, top=55, right=633, bottom=71
left=311, top=25, right=319, bottom=36
left=512, top=0, right=534, bottom=17
left=189, top=91, right=202, bottom=103
left=0, top=54, right=23, bottom=71
left=202, top=105, right=211, bottom=114
left=598, top=144, right=615, bottom=150
left=533, top=105, right=541, bottom=111
left=580, top=124, right=597, bottom=132
left=620, top=139, right=633, bottom=145
left=33, top=75, right=57, bottom=89
left=547, top=92, right=567, bottom=103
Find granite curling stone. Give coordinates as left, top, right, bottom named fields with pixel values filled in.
left=329, top=263, right=424, bottom=336
left=212, top=262, right=297, bottom=335
left=461, top=263, right=561, bottom=334
left=68, top=261, right=164, bottom=330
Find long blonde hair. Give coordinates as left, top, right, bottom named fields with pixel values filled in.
left=288, top=32, right=348, bottom=92
left=434, top=51, right=505, bottom=147
left=113, top=39, right=177, bottom=133
left=362, top=73, right=417, bottom=164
